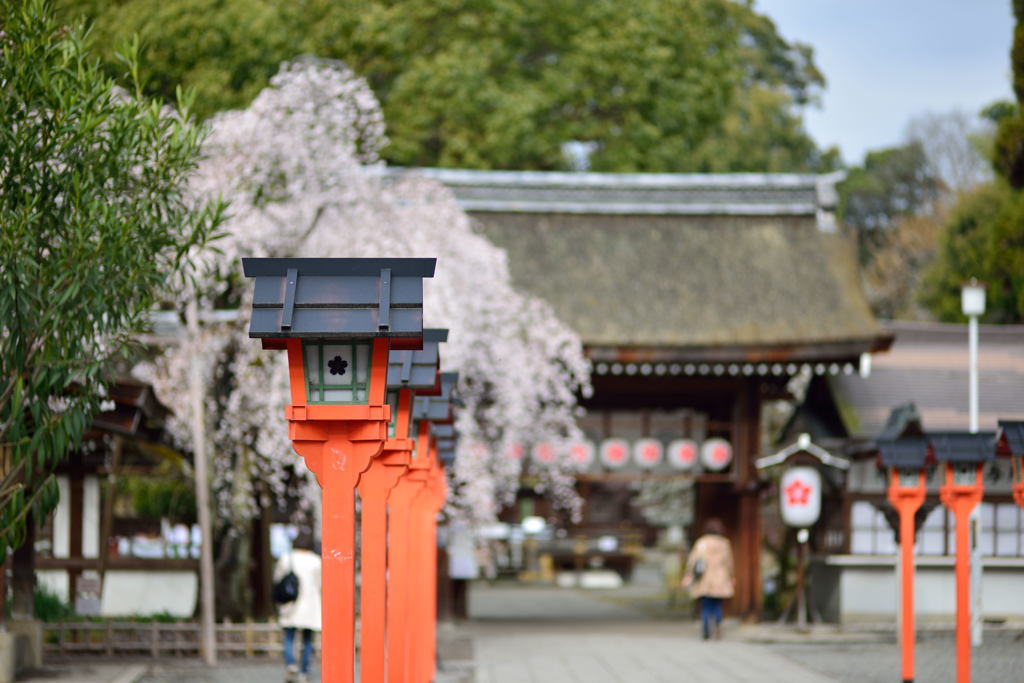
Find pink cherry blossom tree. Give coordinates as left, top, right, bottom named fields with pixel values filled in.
left=137, top=60, right=590, bottom=610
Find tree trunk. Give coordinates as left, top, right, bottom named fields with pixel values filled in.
left=11, top=514, right=35, bottom=619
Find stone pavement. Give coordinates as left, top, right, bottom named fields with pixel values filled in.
left=19, top=662, right=147, bottom=683
left=468, top=584, right=832, bottom=683
left=27, top=581, right=1024, bottom=682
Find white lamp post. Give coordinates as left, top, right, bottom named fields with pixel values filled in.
left=961, top=279, right=986, bottom=433
left=961, top=278, right=986, bottom=648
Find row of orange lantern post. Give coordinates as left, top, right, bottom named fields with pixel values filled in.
left=242, top=257, right=457, bottom=682
left=880, top=421, right=1024, bottom=683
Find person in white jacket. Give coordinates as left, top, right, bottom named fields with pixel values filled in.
left=274, top=531, right=322, bottom=682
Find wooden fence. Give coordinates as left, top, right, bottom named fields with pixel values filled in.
left=43, top=621, right=322, bottom=659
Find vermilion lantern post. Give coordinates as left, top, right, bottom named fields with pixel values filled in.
left=241, top=257, right=435, bottom=683
left=995, top=421, right=1024, bottom=509
left=409, top=372, right=457, bottom=683
left=879, top=437, right=931, bottom=683
left=357, top=329, right=447, bottom=683
left=933, top=432, right=994, bottom=683
left=388, top=372, right=456, bottom=683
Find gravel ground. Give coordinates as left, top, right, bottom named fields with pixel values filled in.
left=772, top=630, right=1024, bottom=683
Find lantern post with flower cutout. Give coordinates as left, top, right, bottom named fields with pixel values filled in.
left=409, top=372, right=458, bottom=683
left=932, top=432, right=995, bottom=683
left=877, top=436, right=932, bottom=683
left=357, top=329, right=447, bottom=682
left=241, top=257, right=435, bottom=682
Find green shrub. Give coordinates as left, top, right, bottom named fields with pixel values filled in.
left=34, top=584, right=73, bottom=622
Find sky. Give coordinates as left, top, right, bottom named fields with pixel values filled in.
left=756, top=0, right=1014, bottom=165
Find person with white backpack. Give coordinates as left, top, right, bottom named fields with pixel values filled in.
left=273, top=530, right=322, bottom=682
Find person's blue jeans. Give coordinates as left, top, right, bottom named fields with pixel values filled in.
left=700, top=597, right=723, bottom=639
left=283, top=627, right=314, bottom=673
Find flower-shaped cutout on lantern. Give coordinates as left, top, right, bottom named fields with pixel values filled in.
left=304, top=342, right=370, bottom=403
left=328, top=356, right=348, bottom=376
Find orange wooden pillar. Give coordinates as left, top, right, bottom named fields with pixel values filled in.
left=286, top=338, right=392, bottom=683
left=422, top=465, right=447, bottom=683
left=939, top=464, right=984, bottom=683
left=888, top=469, right=926, bottom=683
left=406, top=428, right=447, bottom=683
left=387, top=469, right=429, bottom=683
left=357, top=388, right=415, bottom=683
left=387, top=421, right=433, bottom=683
left=409, top=471, right=437, bottom=683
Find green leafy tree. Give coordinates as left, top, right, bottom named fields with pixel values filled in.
left=0, top=0, right=223, bottom=559
left=919, top=182, right=1024, bottom=323
left=993, top=0, right=1024, bottom=188
left=58, top=0, right=828, bottom=172
left=838, top=142, right=942, bottom=263
left=918, top=3, right=1024, bottom=323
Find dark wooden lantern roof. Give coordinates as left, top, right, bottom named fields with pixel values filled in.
left=387, top=329, right=447, bottom=390
left=413, top=372, right=458, bottom=423
left=929, top=432, right=996, bottom=464
left=241, top=257, right=436, bottom=346
left=877, top=437, right=931, bottom=469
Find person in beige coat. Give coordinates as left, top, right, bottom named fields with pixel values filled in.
left=682, top=518, right=734, bottom=640
left=274, top=531, right=322, bottom=682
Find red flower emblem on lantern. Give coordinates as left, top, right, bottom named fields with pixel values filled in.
left=785, top=479, right=811, bottom=507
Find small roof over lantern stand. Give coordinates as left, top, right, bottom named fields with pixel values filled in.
left=386, top=329, right=449, bottom=440
left=241, top=256, right=436, bottom=683
left=930, top=430, right=994, bottom=683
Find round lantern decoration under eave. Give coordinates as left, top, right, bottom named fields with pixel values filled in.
left=600, top=438, right=630, bottom=469
left=668, top=439, right=699, bottom=471
left=780, top=466, right=822, bottom=528
left=633, top=439, right=664, bottom=468
left=505, top=443, right=525, bottom=461
left=568, top=441, right=596, bottom=469
left=532, top=442, right=556, bottom=465
left=700, top=438, right=733, bottom=471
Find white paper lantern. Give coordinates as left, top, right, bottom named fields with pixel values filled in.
left=700, top=438, right=733, bottom=471
left=668, top=439, right=699, bottom=470
left=532, top=442, right=556, bottom=464
left=633, top=439, right=664, bottom=468
left=600, top=438, right=630, bottom=469
left=568, top=441, right=595, bottom=469
left=780, top=466, right=822, bottom=528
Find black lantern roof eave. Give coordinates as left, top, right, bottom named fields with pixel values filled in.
left=928, top=431, right=997, bottom=463
left=877, top=437, right=930, bottom=469
left=242, top=257, right=436, bottom=278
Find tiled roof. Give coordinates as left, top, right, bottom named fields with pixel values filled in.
left=829, top=321, right=1024, bottom=437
